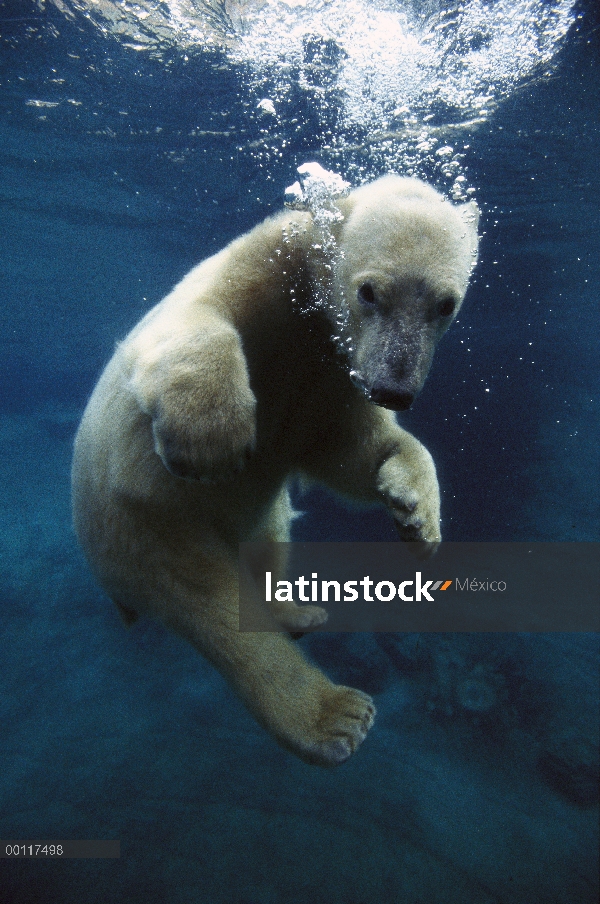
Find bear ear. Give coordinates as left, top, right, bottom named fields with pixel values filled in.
left=334, top=192, right=356, bottom=221
left=460, top=199, right=480, bottom=232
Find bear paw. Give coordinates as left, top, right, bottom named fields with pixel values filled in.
left=269, top=601, right=328, bottom=633
left=152, top=392, right=256, bottom=482
left=303, top=686, right=376, bottom=766
left=378, top=453, right=441, bottom=557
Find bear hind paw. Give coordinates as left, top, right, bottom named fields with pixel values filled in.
left=303, top=686, right=376, bottom=767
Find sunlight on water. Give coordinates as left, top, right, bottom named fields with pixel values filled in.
left=52, top=1, right=577, bottom=190
left=233, top=0, right=576, bottom=190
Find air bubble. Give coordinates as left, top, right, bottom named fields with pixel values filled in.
left=78, top=1, right=577, bottom=200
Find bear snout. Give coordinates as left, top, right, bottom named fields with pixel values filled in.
left=368, top=384, right=415, bottom=411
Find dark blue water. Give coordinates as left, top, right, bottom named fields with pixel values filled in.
left=0, top=1, right=598, bottom=901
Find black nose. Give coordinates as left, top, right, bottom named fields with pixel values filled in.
left=369, top=385, right=415, bottom=411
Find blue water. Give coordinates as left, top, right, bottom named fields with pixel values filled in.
left=0, top=1, right=598, bottom=901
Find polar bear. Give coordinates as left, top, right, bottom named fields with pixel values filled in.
left=72, top=174, right=479, bottom=766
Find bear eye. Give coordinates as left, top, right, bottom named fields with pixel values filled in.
left=438, top=296, right=456, bottom=318
left=357, top=282, right=376, bottom=307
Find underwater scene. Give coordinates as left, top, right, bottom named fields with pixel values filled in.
left=0, top=0, right=598, bottom=901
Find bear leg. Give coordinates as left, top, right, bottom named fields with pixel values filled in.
left=160, top=564, right=375, bottom=767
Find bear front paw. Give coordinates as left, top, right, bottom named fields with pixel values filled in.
left=378, top=453, right=441, bottom=556
left=152, top=392, right=257, bottom=482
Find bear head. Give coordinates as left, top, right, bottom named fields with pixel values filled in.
left=333, top=176, right=479, bottom=411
